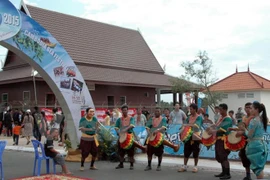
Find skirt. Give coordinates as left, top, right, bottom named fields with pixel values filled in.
left=246, top=140, right=268, bottom=176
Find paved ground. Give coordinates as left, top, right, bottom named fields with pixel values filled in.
left=2, top=151, right=257, bottom=180
left=1, top=136, right=270, bottom=179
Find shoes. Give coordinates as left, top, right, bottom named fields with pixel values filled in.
left=178, top=165, right=187, bottom=172
left=192, top=167, right=198, bottom=173
left=80, top=166, right=84, bottom=171
left=243, top=177, right=252, bottom=180
left=215, top=172, right=224, bottom=177
left=115, top=164, right=124, bottom=169
left=156, top=166, right=161, bottom=171
left=13, top=143, right=15, bottom=145
left=90, top=166, right=98, bottom=170
left=130, top=166, right=134, bottom=170
left=219, top=174, right=231, bottom=179
left=144, top=166, right=152, bottom=171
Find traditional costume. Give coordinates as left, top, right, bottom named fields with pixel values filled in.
left=179, top=115, right=202, bottom=172
left=214, top=116, right=232, bottom=179
left=245, top=117, right=268, bottom=177
left=79, top=116, right=99, bottom=171
left=115, top=116, right=136, bottom=169
left=144, top=116, right=167, bottom=171
left=239, top=115, right=253, bottom=180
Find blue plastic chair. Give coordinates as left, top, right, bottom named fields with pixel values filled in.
left=0, top=141, right=7, bottom=180
left=31, top=140, right=56, bottom=176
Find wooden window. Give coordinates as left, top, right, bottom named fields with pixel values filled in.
left=120, top=96, right=126, bottom=105
left=23, top=91, right=30, bottom=101
left=1, top=93, right=8, bottom=102
left=107, top=96, right=114, bottom=108
left=46, top=93, right=56, bottom=107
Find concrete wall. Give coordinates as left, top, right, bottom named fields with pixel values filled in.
left=208, top=91, right=262, bottom=120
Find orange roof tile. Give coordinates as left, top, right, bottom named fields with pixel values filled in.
left=209, top=71, right=270, bottom=91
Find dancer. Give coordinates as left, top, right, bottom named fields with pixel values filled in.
left=115, top=104, right=136, bottom=170
left=229, top=102, right=253, bottom=180
left=79, top=107, right=99, bottom=171
left=178, top=103, right=202, bottom=173
left=208, top=104, right=232, bottom=179
left=237, top=101, right=268, bottom=179
left=144, top=107, right=167, bottom=171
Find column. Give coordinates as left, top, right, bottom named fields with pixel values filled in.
left=178, top=93, right=183, bottom=105
left=156, top=88, right=161, bottom=106
left=173, top=93, right=177, bottom=105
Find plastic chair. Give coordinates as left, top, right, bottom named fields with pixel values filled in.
left=31, top=140, right=56, bottom=176
left=0, top=141, right=7, bottom=180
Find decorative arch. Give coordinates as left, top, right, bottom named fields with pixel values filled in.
left=0, top=0, right=95, bottom=148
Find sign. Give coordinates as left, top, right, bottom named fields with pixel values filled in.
left=0, top=0, right=95, bottom=148
left=40, top=107, right=62, bottom=122
left=0, top=1, right=21, bottom=40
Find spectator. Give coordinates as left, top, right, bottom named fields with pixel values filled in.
left=162, top=108, right=171, bottom=124
left=134, top=108, right=147, bottom=126
left=22, top=109, right=34, bottom=145
left=12, top=121, right=21, bottom=145
left=228, top=110, right=237, bottom=125
left=103, top=111, right=111, bottom=126
left=142, top=107, right=151, bottom=120
left=169, top=103, right=187, bottom=124
left=213, top=106, right=220, bottom=123
left=235, top=107, right=245, bottom=124
left=44, top=128, right=72, bottom=175
left=4, top=109, right=13, bottom=137
left=202, top=114, right=213, bottom=130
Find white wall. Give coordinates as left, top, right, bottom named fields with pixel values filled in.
left=208, top=91, right=261, bottom=121
left=259, top=91, right=270, bottom=116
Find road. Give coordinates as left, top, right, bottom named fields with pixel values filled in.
left=2, top=150, right=261, bottom=180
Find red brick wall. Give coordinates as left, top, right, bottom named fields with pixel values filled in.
left=0, top=81, right=156, bottom=108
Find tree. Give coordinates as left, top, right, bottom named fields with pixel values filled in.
left=173, top=51, right=222, bottom=112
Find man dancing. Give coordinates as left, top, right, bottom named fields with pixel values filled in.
left=144, top=107, right=167, bottom=171
left=115, top=104, right=136, bottom=170
left=178, top=103, right=202, bottom=173
left=209, top=104, right=232, bottom=179
left=79, top=107, right=99, bottom=171
left=230, top=102, right=253, bottom=180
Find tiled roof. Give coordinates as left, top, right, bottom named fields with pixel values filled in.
left=209, top=71, right=270, bottom=91
left=0, top=66, right=32, bottom=84
left=4, top=5, right=164, bottom=74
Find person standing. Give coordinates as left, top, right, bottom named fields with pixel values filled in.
left=209, top=104, right=232, bottom=179
left=178, top=104, right=203, bottom=173
left=32, top=107, right=42, bottom=141
left=144, top=107, right=167, bottom=171
left=235, top=107, right=244, bottom=124
left=202, top=114, right=213, bottom=130
left=12, top=121, right=21, bottom=145
left=22, top=109, right=34, bottom=145
left=169, top=103, right=187, bottom=125
left=79, top=107, right=99, bottom=171
left=115, top=105, right=136, bottom=170
left=162, top=108, right=170, bottom=124
left=4, top=109, right=13, bottom=137
left=237, top=101, right=268, bottom=179
left=214, top=106, right=220, bottom=123
left=103, top=111, right=111, bottom=126
left=228, top=110, right=237, bottom=126
left=229, top=102, right=253, bottom=180
left=134, top=108, right=147, bottom=126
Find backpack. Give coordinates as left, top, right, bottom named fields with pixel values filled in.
left=34, top=112, right=43, bottom=127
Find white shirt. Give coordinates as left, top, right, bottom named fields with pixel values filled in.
left=169, top=109, right=186, bottom=124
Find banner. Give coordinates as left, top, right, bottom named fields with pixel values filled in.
left=105, top=124, right=270, bottom=161
left=0, top=0, right=95, bottom=148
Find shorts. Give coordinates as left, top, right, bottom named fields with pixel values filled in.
left=80, top=139, right=98, bottom=158
left=184, top=139, right=200, bottom=158
left=53, top=154, right=65, bottom=166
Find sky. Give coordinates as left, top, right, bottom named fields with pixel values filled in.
left=2, top=0, right=270, bottom=102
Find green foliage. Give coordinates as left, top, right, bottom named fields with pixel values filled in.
left=97, top=125, right=118, bottom=161
left=63, top=139, right=72, bottom=152
left=174, top=51, right=222, bottom=112
left=12, top=31, right=44, bottom=62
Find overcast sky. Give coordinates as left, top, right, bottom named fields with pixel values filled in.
left=2, top=0, right=270, bottom=102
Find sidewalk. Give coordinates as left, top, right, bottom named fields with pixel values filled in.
left=1, top=136, right=270, bottom=174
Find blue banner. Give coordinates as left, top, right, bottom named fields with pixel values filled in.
left=105, top=125, right=270, bottom=161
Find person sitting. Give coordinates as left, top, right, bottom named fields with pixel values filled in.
left=44, top=128, right=71, bottom=175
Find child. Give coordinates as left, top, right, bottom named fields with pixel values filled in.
left=44, top=128, right=72, bottom=175
left=13, top=122, right=22, bottom=145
